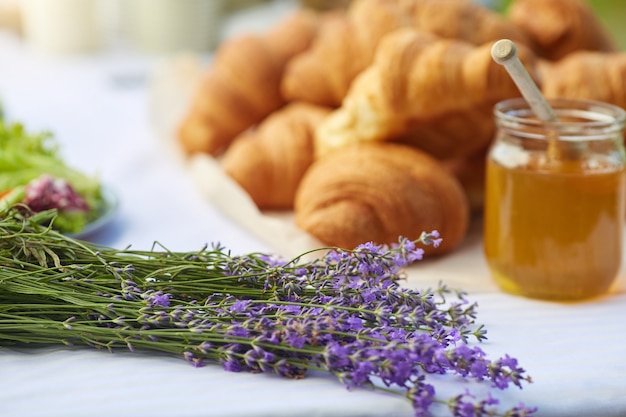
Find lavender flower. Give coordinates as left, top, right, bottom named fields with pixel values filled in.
left=143, top=290, right=171, bottom=308
left=0, top=209, right=536, bottom=417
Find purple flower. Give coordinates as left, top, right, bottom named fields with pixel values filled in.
left=227, top=325, right=249, bottom=338
left=323, top=342, right=352, bottom=369
left=222, top=357, right=243, bottom=372
left=507, top=403, right=539, bottom=417
left=145, top=290, right=171, bottom=308
left=229, top=299, right=251, bottom=314
left=282, top=304, right=302, bottom=315
left=392, top=237, right=425, bottom=265
left=410, top=380, right=436, bottom=416
left=197, top=341, right=213, bottom=354
left=349, top=360, right=375, bottom=386
left=455, top=400, right=478, bottom=417
left=183, top=351, right=204, bottom=368
left=448, top=391, right=505, bottom=417
left=259, top=254, right=286, bottom=267
left=26, top=222, right=532, bottom=417
left=345, top=316, right=363, bottom=331
left=273, top=359, right=307, bottom=379
left=421, top=230, right=443, bottom=248
left=244, top=346, right=276, bottom=372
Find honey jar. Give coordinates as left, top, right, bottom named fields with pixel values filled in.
left=484, top=98, right=626, bottom=300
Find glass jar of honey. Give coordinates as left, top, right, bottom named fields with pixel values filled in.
left=484, top=98, right=626, bottom=300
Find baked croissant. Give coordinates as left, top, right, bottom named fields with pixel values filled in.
left=294, top=142, right=469, bottom=255
left=221, top=102, right=331, bottom=210
left=441, top=145, right=489, bottom=215
left=281, top=0, right=528, bottom=108
left=508, top=0, right=617, bottom=61
left=314, top=29, right=538, bottom=158
left=401, top=0, right=529, bottom=45
left=539, top=50, right=626, bottom=110
left=281, top=0, right=411, bottom=107
left=177, top=9, right=323, bottom=156
left=392, top=102, right=496, bottom=159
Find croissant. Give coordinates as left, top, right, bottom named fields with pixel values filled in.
left=281, top=0, right=528, bottom=107
left=507, top=0, right=617, bottom=61
left=177, top=9, right=323, bottom=156
left=539, top=51, right=626, bottom=110
left=221, top=102, right=331, bottom=210
left=281, top=0, right=410, bottom=107
left=401, top=0, right=529, bottom=45
left=392, top=102, right=496, bottom=159
left=314, top=29, right=538, bottom=158
left=441, top=145, right=489, bottom=215
left=294, top=142, right=469, bottom=255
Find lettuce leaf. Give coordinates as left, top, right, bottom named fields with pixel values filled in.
left=0, top=121, right=104, bottom=233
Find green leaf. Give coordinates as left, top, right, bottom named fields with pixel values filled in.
left=0, top=120, right=104, bottom=233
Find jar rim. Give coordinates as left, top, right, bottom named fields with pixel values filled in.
left=494, top=97, right=626, bottom=129
left=494, top=98, right=626, bottom=141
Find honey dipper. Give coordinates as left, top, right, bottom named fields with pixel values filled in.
left=491, top=38, right=583, bottom=160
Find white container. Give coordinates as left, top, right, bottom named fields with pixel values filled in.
left=122, top=0, right=224, bottom=54
left=21, top=0, right=104, bottom=55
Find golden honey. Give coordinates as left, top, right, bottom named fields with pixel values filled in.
left=484, top=98, right=626, bottom=300
left=484, top=157, right=625, bottom=300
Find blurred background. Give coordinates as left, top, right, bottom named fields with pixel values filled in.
left=496, top=0, right=626, bottom=49
left=0, top=0, right=623, bottom=57
left=578, top=0, right=626, bottom=49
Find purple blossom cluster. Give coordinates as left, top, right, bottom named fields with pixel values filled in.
left=0, top=207, right=538, bottom=417
left=76, top=232, right=536, bottom=417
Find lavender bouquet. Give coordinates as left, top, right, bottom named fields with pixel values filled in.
left=0, top=207, right=535, bottom=417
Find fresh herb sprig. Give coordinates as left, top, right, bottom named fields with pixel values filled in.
left=0, top=207, right=535, bottom=417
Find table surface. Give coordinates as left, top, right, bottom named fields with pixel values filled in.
left=1, top=2, right=626, bottom=417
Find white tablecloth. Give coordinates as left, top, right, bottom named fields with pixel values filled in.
left=1, top=2, right=626, bottom=417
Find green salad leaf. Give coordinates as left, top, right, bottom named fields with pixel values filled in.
left=0, top=121, right=104, bottom=233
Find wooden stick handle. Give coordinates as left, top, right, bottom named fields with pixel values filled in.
left=491, top=39, right=558, bottom=123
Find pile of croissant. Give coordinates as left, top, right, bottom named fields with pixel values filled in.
left=177, top=0, right=624, bottom=255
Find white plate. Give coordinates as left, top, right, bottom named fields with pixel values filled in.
left=67, top=185, right=119, bottom=239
